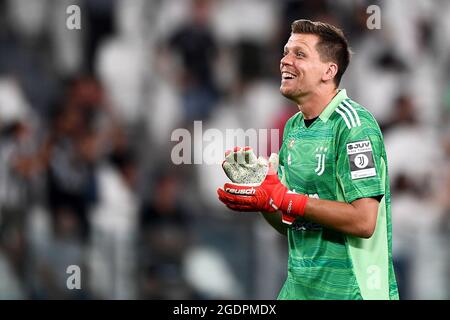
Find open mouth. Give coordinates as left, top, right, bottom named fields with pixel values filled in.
left=281, top=71, right=297, bottom=80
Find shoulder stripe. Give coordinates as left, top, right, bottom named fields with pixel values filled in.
left=335, top=107, right=352, bottom=129
left=336, top=102, right=362, bottom=129
left=342, top=100, right=361, bottom=127
left=338, top=104, right=356, bottom=127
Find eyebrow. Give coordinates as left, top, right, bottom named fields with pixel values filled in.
left=283, top=44, right=311, bottom=53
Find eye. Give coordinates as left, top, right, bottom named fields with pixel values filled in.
left=296, top=51, right=305, bottom=58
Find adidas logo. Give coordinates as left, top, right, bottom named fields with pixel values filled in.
left=336, top=100, right=361, bottom=129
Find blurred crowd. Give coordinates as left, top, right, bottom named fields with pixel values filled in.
left=0, top=0, right=449, bottom=299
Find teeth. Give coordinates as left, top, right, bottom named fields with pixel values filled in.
left=282, top=72, right=296, bottom=79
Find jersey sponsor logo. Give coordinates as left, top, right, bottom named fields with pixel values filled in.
left=346, top=140, right=376, bottom=179
left=336, top=100, right=361, bottom=129
left=225, top=187, right=256, bottom=195
left=314, top=147, right=327, bottom=176
left=292, top=220, right=323, bottom=232
left=347, top=141, right=371, bottom=153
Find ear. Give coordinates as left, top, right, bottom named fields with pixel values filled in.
left=322, top=62, right=338, bottom=82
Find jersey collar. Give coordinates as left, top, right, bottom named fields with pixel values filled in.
left=319, top=89, right=348, bottom=123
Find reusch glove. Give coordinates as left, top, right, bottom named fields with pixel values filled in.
left=219, top=147, right=307, bottom=224
left=222, top=146, right=270, bottom=184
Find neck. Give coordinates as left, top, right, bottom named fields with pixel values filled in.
left=297, top=86, right=338, bottom=120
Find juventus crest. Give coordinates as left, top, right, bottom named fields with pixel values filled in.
left=315, top=147, right=327, bottom=176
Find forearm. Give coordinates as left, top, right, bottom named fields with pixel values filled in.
left=303, top=198, right=378, bottom=238
left=261, top=211, right=287, bottom=236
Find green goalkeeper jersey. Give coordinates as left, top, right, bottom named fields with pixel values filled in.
left=277, top=89, right=399, bottom=300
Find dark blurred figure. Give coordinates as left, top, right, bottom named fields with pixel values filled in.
left=27, top=75, right=131, bottom=298
left=374, top=50, right=409, bottom=73
left=380, top=94, right=417, bottom=133
left=83, top=0, right=116, bottom=72
left=46, top=115, right=96, bottom=240
left=277, top=0, right=330, bottom=54
left=0, top=119, right=38, bottom=287
left=166, top=0, right=219, bottom=123
left=235, top=41, right=264, bottom=84
left=138, top=167, right=198, bottom=299
left=45, top=76, right=116, bottom=241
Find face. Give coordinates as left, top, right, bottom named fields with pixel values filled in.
left=280, top=33, right=330, bottom=102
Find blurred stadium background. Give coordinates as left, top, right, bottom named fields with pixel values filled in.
left=0, top=0, right=449, bottom=299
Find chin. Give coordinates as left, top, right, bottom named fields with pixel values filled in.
left=280, top=85, right=288, bottom=95
left=280, top=86, right=294, bottom=99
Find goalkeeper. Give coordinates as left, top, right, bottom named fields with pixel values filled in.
left=217, top=20, right=399, bottom=300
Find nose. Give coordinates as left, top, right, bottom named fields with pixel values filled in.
left=280, top=53, right=293, bottom=68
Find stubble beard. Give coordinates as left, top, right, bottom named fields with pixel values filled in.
left=280, top=84, right=304, bottom=104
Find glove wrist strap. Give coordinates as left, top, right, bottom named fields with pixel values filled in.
left=280, top=192, right=308, bottom=218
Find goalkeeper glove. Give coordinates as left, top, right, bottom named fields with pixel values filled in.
left=222, top=146, right=271, bottom=184
left=219, top=147, right=308, bottom=224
